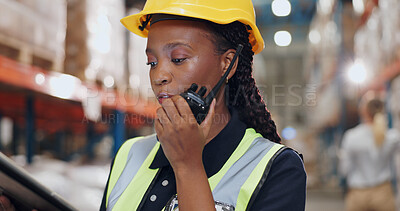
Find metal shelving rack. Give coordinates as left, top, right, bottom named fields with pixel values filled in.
left=0, top=55, right=158, bottom=163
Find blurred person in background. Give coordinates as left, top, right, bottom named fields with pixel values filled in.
left=99, top=0, right=306, bottom=210
left=339, top=91, right=400, bottom=211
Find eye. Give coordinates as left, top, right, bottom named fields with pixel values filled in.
left=171, top=58, right=186, bottom=64
left=146, top=61, right=158, bottom=68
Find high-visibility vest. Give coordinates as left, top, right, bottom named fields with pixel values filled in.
left=106, top=128, right=286, bottom=211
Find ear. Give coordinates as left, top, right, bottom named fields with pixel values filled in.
left=220, top=49, right=239, bottom=80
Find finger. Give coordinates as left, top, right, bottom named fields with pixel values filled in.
left=162, top=97, right=182, bottom=123
left=157, top=107, right=171, bottom=127
left=173, top=95, right=197, bottom=123
left=169, top=96, right=184, bottom=116
left=200, top=99, right=216, bottom=137
left=154, top=118, right=164, bottom=134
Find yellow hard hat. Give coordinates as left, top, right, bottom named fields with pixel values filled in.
left=120, top=0, right=265, bottom=54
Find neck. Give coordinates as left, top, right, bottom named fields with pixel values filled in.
left=205, top=92, right=231, bottom=144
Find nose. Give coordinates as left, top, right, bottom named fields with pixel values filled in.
left=151, top=64, right=172, bottom=86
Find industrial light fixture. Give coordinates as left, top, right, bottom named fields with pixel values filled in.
left=271, top=0, right=291, bottom=17
left=274, top=30, right=292, bottom=47
left=347, top=60, right=368, bottom=84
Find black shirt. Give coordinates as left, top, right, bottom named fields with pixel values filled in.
left=100, top=109, right=306, bottom=210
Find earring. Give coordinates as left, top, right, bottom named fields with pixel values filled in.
left=226, top=78, right=229, bottom=84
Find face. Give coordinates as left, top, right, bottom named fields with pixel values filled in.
left=146, top=20, right=224, bottom=104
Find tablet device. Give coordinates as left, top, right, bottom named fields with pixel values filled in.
left=0, top=152, right=77, bottom=211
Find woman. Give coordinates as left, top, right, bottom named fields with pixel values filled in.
left=340, top=92, right=400, bottom=211
left=101, top=0, right=306, bottom=210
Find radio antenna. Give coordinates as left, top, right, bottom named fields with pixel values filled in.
left=204, top=44, right=243, bottom=105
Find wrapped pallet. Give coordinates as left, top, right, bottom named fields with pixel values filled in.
left=354, top=0, right=400, bottom=80
left=0, top=0, right=66, bottom=71
left=64, top=0, right=89, bottom=81
left=64, top=0, right=126, bottom=89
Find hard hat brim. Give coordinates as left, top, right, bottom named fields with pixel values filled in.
left=120, top=10, right=265, bottom=54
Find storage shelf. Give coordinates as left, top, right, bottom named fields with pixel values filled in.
left=0, top=55, right=158, bottom=119
left=358, top=0, right=379, bottom=28
left=0, top=55, right=158, bottom=161
left=365, top=59, right=400, bottom=92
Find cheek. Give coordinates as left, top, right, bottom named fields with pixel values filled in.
left=149, top=70, right=155, bottom=81
left=184, top=55, right=221, bottom=86
left=149, top=71, right=154, bottom=85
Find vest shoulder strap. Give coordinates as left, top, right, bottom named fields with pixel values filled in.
left=245, top=146, right=288, bottom=210
left=210, top=128, right=286, bottom=210
left=236, top=140, right=285, bottom=210
left=106, top=134, right=158, bottom=209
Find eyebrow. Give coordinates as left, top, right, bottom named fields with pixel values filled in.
left=163, top=42, right=193, bottom=51
left=146, top=42, right=193, bottom=54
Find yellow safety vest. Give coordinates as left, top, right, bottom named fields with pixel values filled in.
left=106, top=128, right=285, bottom=211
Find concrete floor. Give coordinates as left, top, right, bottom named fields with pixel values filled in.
left=306, top=188, right=400, bottom=211
left=306, top=188, right=345, bottom=211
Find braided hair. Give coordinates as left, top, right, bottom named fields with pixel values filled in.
left=206, top=21, right=281, bottom=143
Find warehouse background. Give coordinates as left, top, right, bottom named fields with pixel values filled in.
left=0, top=0, right=399, bottom=210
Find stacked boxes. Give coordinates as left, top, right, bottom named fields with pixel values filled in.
left=0, top=0, right=66, bottom=71
left=64, top=0, right=126, bottom=88
left=354, top=0, right=400, bottom=75
left=0, top=0, right=126, bottom=87
left=64, top=0, right=89, bottom=81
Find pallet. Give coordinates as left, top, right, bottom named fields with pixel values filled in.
left=0, top=33, right=64, bottom=72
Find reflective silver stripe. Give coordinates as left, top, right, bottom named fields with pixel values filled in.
left=212, top=137, right=275, bottom=207
left=107, top=134, right=157, bottom=210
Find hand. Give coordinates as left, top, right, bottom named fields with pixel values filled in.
left=0, top=195, right=15, bottom=211
left=0, top=195, right=38, bottom=211
left=155, top=95, right=216, bottom=171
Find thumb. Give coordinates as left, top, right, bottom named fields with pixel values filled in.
left=200, top=99, right=216, bottom=137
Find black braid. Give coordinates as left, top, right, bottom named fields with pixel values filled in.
left=206, top=21, right=281, bottom=143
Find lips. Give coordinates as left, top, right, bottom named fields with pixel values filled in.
left=157, top=93, right=174, bottom=104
